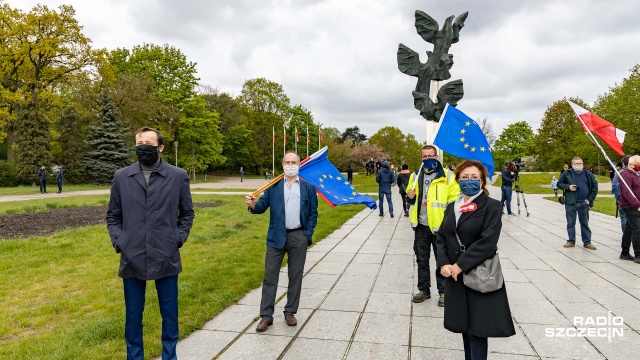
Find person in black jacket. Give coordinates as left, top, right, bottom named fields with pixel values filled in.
left=500, top=162, right=514, bottom=216
left=376, top=161, right=395, bottom=217
left=437, top=159, right=515, bottom=360
left=37, top=165, right=47, bottom=193
left=557, top=157, right=598, bottom=250
left=346, top=164, right=353, bottom=183
left=397, top=164, right=411, bottom=217
left=55, top=167, right=63, bottom=193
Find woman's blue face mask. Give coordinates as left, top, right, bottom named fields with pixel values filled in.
left=459, top=179, right=481, bottom=196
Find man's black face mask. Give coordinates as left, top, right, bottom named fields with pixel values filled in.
left=136, top=145, right=159, bottom=165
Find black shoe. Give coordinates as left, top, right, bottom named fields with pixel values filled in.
left=438, top=294, right=445, bottom=307
left=404, top=211, right=409, bottom=217
left=620, top=254, right=633, bottom=261
left=379, top=213, right=384, bottom=217
left=634, top=258, right=640, bottom=264
left=390, top=213, right=394, bottom=218
left=412, top=291, right=431, bottom=303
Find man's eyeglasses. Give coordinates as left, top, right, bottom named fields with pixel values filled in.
left=422, top=154, right=438, bottom=159
left=459, top=175, right=481, bottom=181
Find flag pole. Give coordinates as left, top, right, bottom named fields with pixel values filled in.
left=571, top=108, right=636, bottom=201
left=283, top=124, right=286, bottom=157
left=295, top=127, right=298, bottom=154
left=306, top=125, right=309, bottom=158
left=272, top=126, right=275, bottom=177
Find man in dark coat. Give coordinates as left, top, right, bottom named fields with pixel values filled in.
left=397, top=164, right=411, bottom=217
left=246, top=151, right=319, bottom=332
left=37, top=165, right=47, bottom=193
left=618, top=155, right=640, bottom=262
left=501, top=162, right=515, bottom=216
left=376, top=161, right=395, bottom=217
left=106, top=127, right=195, bottom=360
left=55, top=167, right=63, bottom=193
left=557, top=156, right=598, bottom=250
left=346, top=164, right=353, bottom=183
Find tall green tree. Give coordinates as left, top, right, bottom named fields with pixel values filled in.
left=237, top=78, right=291, bottom=174
left=83, top=92, right=131, bottom=184
left=57, top=105, right=88, bottom=183
left=0, top=4, right=93, bottom=181
left=175, top=97, right=225, bottom=174
left=533, top=97, right=602, bottom=171
left=340, top=126, right=367, bottom=145
left=493, top=121, right=535, bottom=170
left=368, top=126, right=407, bottom=165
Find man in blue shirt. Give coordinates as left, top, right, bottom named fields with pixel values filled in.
left=246, top=152, right=319, bottom=332
left=501, top=162, right=515, bottom=216
left=557, top=157, right=598, bottom=249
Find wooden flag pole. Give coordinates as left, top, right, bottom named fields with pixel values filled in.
left=250, top=149, right=322, bottom=198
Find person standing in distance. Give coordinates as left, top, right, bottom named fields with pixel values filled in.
left=347, top=164, right=353, bottom=184
left=106, top=127, right=195, bottom=360
left=501, top=162, right=515, bottom=216
left=240, top=166, right=244, bottom=182
left=376, top=161, right=395, bottom=217
left=407, top=145, right=460, bottom=306
left=557, top=157, right=598, bottom=250
left=246, top=151, right=318, bottom=332
left=38, top=165, right=48, bottom=193
left=55, top=167, right=64, bottom=193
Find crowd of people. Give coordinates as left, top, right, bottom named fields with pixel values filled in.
left=42, top=126, right=629, bottom=359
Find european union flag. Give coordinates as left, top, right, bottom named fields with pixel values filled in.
left=433, top=104, right=495, bottom=178
left=299, top=147, right=377, bottom=210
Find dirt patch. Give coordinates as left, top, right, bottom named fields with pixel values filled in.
left=0, top=203, right=219, bottom=240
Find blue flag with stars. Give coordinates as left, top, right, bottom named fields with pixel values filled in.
left=299, top=147, right=377, bottom=210
left=433, top=104, right=495, bottom=179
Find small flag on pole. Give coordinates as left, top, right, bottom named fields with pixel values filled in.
left=568, top=100, right=626, bottom=156
left=433, top=104, right=495, bottom=178
left=307, top=128, right=310, bottom=144
left=319, top=130, right=323, bottom=142
left=273, top=127, right=276, bottom=144
left=295, top=128, right=299, bottom=143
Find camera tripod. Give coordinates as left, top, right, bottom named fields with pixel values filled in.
left=513, top=172, right=530, bottom=217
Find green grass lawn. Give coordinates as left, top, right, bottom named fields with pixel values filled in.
left=350, top=172, right=384, bottom=193
left=0, top=183, right=110, bottom=196
left=0, top=194, right=366, bottom=359
left=0, top=195, right=111, bottom=215
left=493, top=172, right=611, bottom=195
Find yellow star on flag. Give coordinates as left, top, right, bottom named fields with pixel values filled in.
left=465, top=121, right=471, bottom=126
left=336, top=176, right=342, bottom=181
left=323, top=174, right=327, bottom=178
left=480, top=147, right=486, bottom=152
left=464, top=143, right=469, bottom=148
left=460, top=137, right=465, bottom=142
left=460, top=129, right=466, bottom=134
left=471, top=147, right=476, bottom=152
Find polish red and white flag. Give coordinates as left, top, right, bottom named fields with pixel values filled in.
left=568, top=101, right=626, bottom=156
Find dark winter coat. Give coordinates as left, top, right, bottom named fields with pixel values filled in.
left=397, top=170, right=411, bottom=195
left=106, top=159, right=195, bottom=280
left=557, top=169, right=598, bottom=207
left=38, top=168, right=47, bottom=180
left=376, top=165, right=395, bottom=192
left=436, top=193, right=516, bottom=338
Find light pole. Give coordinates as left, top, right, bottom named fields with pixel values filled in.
left=174, top=142, right=178, bottom=167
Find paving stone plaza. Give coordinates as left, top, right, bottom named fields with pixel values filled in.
left=173, top=185, right=640, bottom=360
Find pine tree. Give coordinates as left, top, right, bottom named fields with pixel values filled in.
left=14, top=94, right=51, bottom=184
left=58, top=106, right=89, bottom=183
left=83, top=92, right=131, bottom=184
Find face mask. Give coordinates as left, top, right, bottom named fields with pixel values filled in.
left=283, top=165, right=299, bottom=177
left=422, top=158, right=439, bottom=173
left=459, top=180, right=481, bottom=196
left=136, top=144, right=159, bottom=166
left=572, top=165, right=583, bottom=172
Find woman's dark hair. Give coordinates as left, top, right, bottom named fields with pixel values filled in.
left=454, top=159, right=490, bottom=195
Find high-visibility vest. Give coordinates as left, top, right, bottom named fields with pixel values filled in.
left=409, top=170, right=460, bottom=233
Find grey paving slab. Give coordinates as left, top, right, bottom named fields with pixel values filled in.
left=297, top=309, right=361, bottom=341
left=353, top=313, right=410, bottom=345
left=174, top=188, right=640, bottom=360
left=175, top=330, right=238, bottom=360
left=217, top=333, right=291, bottom=360
left=281, top=338, right=348, bottom=360
left=364, top=292, right=411, bottom=315
left=347, top=342, right=408, bottom=360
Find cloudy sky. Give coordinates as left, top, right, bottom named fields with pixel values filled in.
left=15, top=0, right=640, bottom=143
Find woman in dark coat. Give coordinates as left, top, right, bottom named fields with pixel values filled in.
left=436, top=160, right=515, bottom=360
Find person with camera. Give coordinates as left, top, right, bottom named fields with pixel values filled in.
left=501, top=162, right=515, bottom=216
left=557, top=157, right=598, bottom=250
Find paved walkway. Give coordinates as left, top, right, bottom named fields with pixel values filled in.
left=173, top=185, right=639, bottom=360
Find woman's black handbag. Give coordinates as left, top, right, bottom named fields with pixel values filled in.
left=455, top=232, right=504, bottom=293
